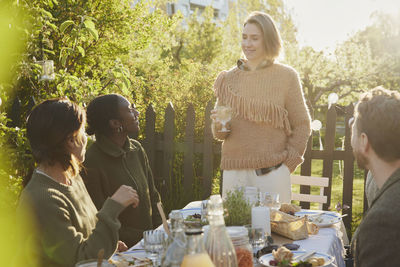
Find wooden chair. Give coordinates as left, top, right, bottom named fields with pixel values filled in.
left=291, top=175, right=329, bottom=210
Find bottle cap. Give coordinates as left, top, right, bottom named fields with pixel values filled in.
left=207, top=194, right=224, bottom=216
left=169, top=210, right=184, bottom=221
left=185, top=229, right=204, bottom=235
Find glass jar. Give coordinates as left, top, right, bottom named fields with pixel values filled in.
left=227, top=227, right=254, bottom=267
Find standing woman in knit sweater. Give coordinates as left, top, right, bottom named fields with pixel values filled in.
left=212, top=11, right=311, bottom=203
left=18, top=98, right=139, bottom=267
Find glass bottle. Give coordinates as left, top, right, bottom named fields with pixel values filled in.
left=161, top=210, right=186, bottom=267
left=205, top=195, right=238, bottom=267
left=181, top=229, right=215, bottom=267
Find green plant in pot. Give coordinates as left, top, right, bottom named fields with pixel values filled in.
left=223, top=188, right=252, bottom=226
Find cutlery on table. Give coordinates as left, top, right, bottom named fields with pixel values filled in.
left=308, top=212, right=326, bottom=218
left=294, top=250, right=316, bottom=262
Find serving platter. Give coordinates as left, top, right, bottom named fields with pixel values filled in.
left=295, top=210, right=341, bottom=227
left=110, top=251, right=151, bottom=267
left=179, top=207, right=201, bottom=219
left=259, top=251, right=334, bottom=267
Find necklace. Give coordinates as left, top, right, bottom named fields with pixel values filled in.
left=36, top=169, right=71, bottom=186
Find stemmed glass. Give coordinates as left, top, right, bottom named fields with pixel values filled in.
left=262, top=192, right=280, bottom=210
left=143, top=230, right=166, bottom=266
left=247, top=227, right=266, bottom=253
left=215, top=105, right=232, bottom=132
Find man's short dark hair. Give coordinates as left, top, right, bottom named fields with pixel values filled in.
left=355, top=87, right=400, bottom=161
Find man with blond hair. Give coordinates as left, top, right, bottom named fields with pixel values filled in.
left=351, top=87, right=400, bottom=267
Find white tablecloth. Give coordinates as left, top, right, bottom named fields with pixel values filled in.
left=128, top=201, right=347, bottom=267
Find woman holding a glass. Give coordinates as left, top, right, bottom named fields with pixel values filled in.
left=211, top=11, right=311, bottom=203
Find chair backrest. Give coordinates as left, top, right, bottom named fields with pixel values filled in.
left=290, top=175, right=329, bottom=210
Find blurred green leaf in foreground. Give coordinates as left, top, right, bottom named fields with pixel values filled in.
left=0, top=1, right=39, bottom=266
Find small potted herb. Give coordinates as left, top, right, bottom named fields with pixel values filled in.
left=223, top=189, right=252, bottom=226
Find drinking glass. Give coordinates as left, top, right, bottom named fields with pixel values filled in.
left=245, top=226, right=265, bottom=253
left=37, top=60, right=55, bottom=81
left=215, top=105, right=232, bottom=132
left=201, top=200, right=208, bottom=223
left=262, top=192, right=280, bottom=210
left=244, top=186, right=258, bottom=206
left=143, top=230, right=166, bottom=266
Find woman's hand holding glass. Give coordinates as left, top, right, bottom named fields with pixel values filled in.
left=211, top=106, right=232, bottom=133
left=111, top=185, right=140, bottom=208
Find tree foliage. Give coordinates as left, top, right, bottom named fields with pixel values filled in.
left=2, top=0, right=400, bottom=216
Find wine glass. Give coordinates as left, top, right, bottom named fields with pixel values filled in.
left=262, top=192, right=280, bottom=210
left=143, top=230, right=166, bottom=266
left=245, top=226, right=265, bottom=253
left=215, top=105, right=232, bottom=132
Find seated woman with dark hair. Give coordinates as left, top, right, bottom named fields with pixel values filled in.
left=82, top=94, right=162, bottom=247
left=18, top=98, right=139, bottom=267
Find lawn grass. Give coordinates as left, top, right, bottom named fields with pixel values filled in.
left=292, top=160, right=365, bottom=235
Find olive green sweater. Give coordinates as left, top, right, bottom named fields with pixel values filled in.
left=17, top=171, right=124, bottom=267
left=82, top=135, right=162, bottom=247
left=352, top=168, right=400, bottom=267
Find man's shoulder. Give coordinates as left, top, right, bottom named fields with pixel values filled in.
left=374, top=176, right=400, bottom=206
left=356, top=182, right=400, bottom=266
left=362, top=180, right=400, bottom=226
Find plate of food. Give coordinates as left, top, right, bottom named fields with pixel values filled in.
left=258, top=247, right=334, bottom=267
left=110, top=251, right=152, bottom=267
left=295, top=210, right=341, bottom=227
left=180, top=207, right=204, bottom=228
left=179, top=207, right=201, bottom=219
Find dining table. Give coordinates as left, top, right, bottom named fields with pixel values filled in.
left=122, top=200, right=348, bottom=267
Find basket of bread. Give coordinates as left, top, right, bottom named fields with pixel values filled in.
left=269, top=204, right=319, bottom=240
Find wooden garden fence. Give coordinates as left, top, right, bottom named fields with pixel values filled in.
left=9, top=97, right=364, bottom=235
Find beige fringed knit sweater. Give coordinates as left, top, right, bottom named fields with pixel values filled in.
left=212, top=62, right=311, bottom=173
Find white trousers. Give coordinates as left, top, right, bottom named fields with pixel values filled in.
left=222, top=164, right=292, bottom=203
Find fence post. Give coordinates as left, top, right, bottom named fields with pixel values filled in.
left=162, top=103, right=175, bottom=194
left=322, top=106, right=337, bottom=210
left=202, top=101, right=214, bottom=199
left=9, top=97, right=21, bottom=127
left=144, top=105, right=156, bottom=176
left=27, top=96, right=36, bottom=113
left=300, top=136, right=313, bottom=209
left=183, top=104, right=195, bottom=200
left=342, top=103, right=355, bottom=235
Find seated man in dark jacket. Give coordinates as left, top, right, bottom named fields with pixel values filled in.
left=82, top=94, right=162, bottom=247
left=351, top=87, right=400, bottom=267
